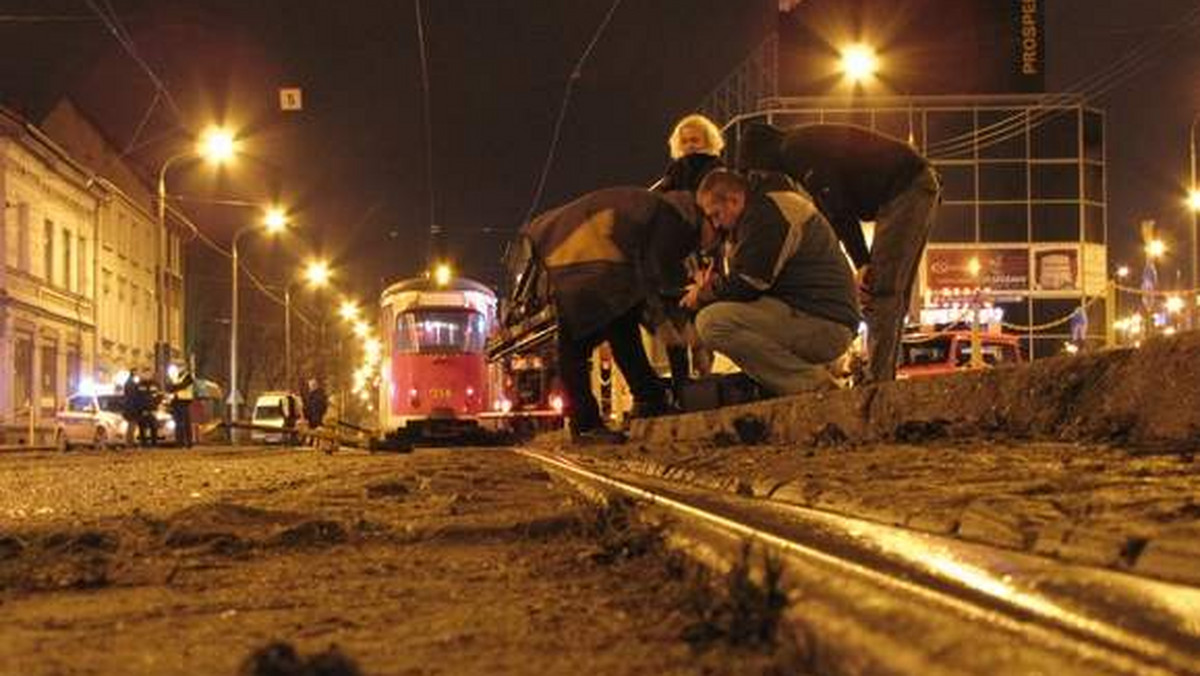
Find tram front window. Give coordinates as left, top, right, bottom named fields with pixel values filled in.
left=396, top=309, right=489, bottom=354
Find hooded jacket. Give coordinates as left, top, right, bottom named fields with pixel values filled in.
left=522, top=187, right=698, bottom=339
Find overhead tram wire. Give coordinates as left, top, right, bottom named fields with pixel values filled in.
left=521, top=0, right=624, bottom=228
left=924, top=8, right=1200, bottom=158
left=413, top=0, right=439, bottom=263
left=83, top=0, right=183, bottom=126
left=923, top=4, right=1200, bottom=159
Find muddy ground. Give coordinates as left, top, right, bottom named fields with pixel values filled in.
left=0, top=446, right=796, bottom=676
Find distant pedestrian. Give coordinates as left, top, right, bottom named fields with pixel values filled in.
left=122, top=369, right=141, bottom=447
left=134, top=376, right=160, bottom=447
left=169, top=366, right=195, bottom=448
left=302, top=379, right=329, bottom=432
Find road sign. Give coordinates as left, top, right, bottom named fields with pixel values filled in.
left=279, top=87, right=303, bottom=111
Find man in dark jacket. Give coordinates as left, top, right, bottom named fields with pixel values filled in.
left=739, top=122, right=941, bottom=382
left=682, top=170, right=860, bottom=396
left=523, top=186, right=699, bottom=442
left=303, top=379, right=329, bottom=431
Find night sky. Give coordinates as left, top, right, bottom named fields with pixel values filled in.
left=2, top=0, right=1200, bottom=301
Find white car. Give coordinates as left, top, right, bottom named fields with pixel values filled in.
left=250, top=392, right=303, bottom=444
left=54, top=392, right=175, bottom=451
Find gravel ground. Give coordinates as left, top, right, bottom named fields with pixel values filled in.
left=0, top=445, right=796, bottom=676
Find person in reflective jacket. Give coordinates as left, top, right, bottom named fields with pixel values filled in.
left=523, top=186, right=699, bottom=443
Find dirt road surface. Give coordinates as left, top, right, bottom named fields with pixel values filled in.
left=0, top=446, right=790, bottom=675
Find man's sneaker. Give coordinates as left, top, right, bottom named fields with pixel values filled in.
left=570, top=427, right=628, bottom=446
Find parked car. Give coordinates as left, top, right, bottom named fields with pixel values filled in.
left=896, top=331, right=1023, bottom=379
left=54, top=391, right=175, bottom=451
left=251, top=392, right=303, bottom=444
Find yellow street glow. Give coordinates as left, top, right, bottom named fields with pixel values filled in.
left=839, top=43, right=879, bottom=83
left=339, top=300, right=360, bottom=322
left=1188, top=189, right=1200, bottom=212
left=1116, top=265, right=1130, bottom=279
left=303, top=259, right=330, bottom=287
left=1145, top=239, right=1166, bottom=258
left=433, top=262, right=453, bottom=287
left=197, top=126, right=238, bottom=164
left=352, top=320, right=370, bottom=338
left=967, top=257, right=982, bottom=278
left=263, top=206, right=289, bottom=233
left=1166, top=296, right=1184, bottom=314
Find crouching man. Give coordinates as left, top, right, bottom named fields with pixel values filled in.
left=681, top=170, right=860, bottom=396
left=523, top=187, right=700, bottom=443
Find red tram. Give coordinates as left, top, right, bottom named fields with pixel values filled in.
left=377, top=274, right=497, bottom=445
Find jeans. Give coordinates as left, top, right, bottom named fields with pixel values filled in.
left=866, top=165, right=941, bottom=382
left=558, top=305, right=667, bottom=433
left=696, top=296, right=853, bottom=396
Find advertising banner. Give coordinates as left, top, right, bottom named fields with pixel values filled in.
left=1032, top=245, right=1080, bottom=291
left=926, top=247, right=1030, bottom=291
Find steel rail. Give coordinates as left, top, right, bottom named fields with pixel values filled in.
left=518, top=448, right=1200, bottom=676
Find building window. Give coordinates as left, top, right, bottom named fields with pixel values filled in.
left=43, top=219, right=54, bottom=283
left=66, top=347, right=81, bottom=396
left=930, top=203, right=975, bottom=242
left=63, top=228, right=73, bottom=292
left=40, top=343, right=58, bottom=415
left=978, top=162, right=1027, bottom=201
left=976, top=110, right=1026, bottom=160
left=1032, top=163, right=1080, bottom=200
left=13, top=335, right=33, bottom=413
left=16, top=203, right=30, bottom=271
left=935, top=163, right=975, bottom=202
left=979, top=204, right=1028, bottom=242
left=1031, top=110, right=1079, bottom=160
left=78, top=236, right=89, bottom=297
left=1032, top=204, right=1080, bottom=242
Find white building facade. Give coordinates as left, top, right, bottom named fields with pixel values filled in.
left=0, top=104, right=185, bottom=440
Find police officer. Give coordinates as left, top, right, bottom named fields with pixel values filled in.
left=169, top=365, right=195, bottom=448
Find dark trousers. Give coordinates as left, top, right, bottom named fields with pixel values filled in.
left=137, top=413, right=158, bottom=446
left=172, top=401, right=193, bottom=447
left=557, top=306, right=666, bottom=433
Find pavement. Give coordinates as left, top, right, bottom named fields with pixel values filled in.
left=562, top=331, right=1200, bottom=588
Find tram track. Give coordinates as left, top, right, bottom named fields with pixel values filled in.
left=518, top=448, right=1200, bottom=676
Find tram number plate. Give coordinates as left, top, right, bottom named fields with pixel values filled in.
left=428, top=388, right=453, bottom=400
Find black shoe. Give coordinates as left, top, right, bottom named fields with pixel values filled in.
left=629, top=400, right=678, bottom=419
left=570, top=428, right=628, bottom=446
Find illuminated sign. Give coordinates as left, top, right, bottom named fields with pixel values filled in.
left=926, top=247, right=1030, bottom=292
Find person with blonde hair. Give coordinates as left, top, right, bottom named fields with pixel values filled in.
left=668, top=113, right=725, bottom=159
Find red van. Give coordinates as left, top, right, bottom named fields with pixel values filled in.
left=896, top=331, right=1024, bottom=379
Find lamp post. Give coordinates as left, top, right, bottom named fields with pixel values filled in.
left=155, top=127, right=238, bottom=387
left=285, top=259, right=331, bottom=392
left=1190, top=115, right=1199, bottom=294
left=229, top=207, right=288, bottom=429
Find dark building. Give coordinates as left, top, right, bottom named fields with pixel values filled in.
left=777, top=0, right=1045, bottom=96
left=703, top=0, right=1110, bottom=359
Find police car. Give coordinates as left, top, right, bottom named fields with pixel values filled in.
left=53, top=387, right=175, bottom=451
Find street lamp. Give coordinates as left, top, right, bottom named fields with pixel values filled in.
left=155, top=125, right=239, bottom=386
left=838, top=43, right=879, bottom=85
left=229, top=207, right=288, bottom=426
left=339, top=300, right=360, bottom=323
left=1145, top=239, right=1166, bottom=259
left=284, top=259, right=331, bottom=392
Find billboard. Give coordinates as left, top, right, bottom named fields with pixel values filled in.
left=926, top=247, right=1030, bottom=291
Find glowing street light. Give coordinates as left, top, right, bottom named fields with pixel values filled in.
left=352, top=320, right=370, bottom=338
left=1145, top=239, right=1166, bottom=259
left=1116, top=265, right=1130, bottom=279
left=1166, top=295, right=1185, bottom=314
left=230, top=210, right=288, bottom=423
left=339, top=300, right=360, bottom=323
left=1188, top=189, right=1200, bottom=212
left=838, top=43, right=879, bottom=85
left=285, top=258, right=331, bottom=390
left=155, top=124, right=240, bottom=386
left=263, top=206, right=289, bottom=233
left=197, top=125, right=239, bottom=164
